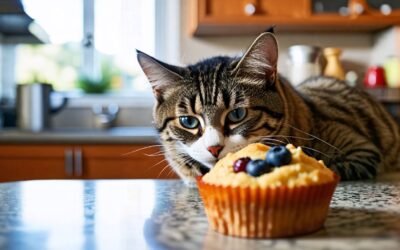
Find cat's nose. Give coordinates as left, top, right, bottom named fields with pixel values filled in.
left=207, top=145, right=224, bottom=158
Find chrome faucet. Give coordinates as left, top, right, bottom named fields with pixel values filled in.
left=92, top=103, right=119, bottom=129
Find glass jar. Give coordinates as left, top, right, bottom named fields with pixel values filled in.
left=288, top=45, right=322, bottom=86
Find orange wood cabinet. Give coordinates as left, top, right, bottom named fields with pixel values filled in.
left=79, top=145, right=178, bottom=179
left=0, top=144, right=178, bottom=182
left=0, top=145, right=71, bottom=182
left=190, top=0, right=400, bottom=35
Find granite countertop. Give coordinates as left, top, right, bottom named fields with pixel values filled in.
left=0, top=177, right=399, bottom=250
left=0, top=127, right=159, bottom=144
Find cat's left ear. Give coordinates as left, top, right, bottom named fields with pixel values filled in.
left=233, top=32, right=278, bottom=85
left=137, top=50, right=186, bottom=100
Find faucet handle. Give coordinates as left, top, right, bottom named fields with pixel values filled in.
left=107, top=103, right=119, bottom=116
left=91, top=103, right=120, bottom=129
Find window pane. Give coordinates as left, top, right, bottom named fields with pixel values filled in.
left=15, top=0, right=156, bottom=93
left=16, top=0, right=83, bottom=91
left=95, top=0, right=155, bottom=92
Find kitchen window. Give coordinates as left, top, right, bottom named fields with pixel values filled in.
left=15, top=0, right=162, bottom=94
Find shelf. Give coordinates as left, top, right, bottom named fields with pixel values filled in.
left=190, top=0, right=400, bottom=36
left=365, top=88, right=400, bottom=103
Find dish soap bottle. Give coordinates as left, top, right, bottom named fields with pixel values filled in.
left=323, top=47, right=346, bottom=80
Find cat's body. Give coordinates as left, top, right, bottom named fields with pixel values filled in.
left=138, top=33, right=400, bottom=183
left=279, top=76, right=399, bottom=179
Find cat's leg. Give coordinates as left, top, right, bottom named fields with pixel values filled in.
left=311, top=121, right=382, bottom=181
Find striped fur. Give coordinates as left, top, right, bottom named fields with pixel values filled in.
left=137, top=33, right=400, bottom=183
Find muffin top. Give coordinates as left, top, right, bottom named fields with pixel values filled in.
left=202, top=143, right=335, bottom=188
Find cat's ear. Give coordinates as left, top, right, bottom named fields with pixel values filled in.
left=137, top=50, right=185, bottom=100
left=233, top=32, right=278, bottom=85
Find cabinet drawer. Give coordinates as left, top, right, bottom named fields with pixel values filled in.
left=0, top=145, right=67, bottom=158
left=79, top=145, right=178, bottom=179
left=0, top=159, right=68, bottom=182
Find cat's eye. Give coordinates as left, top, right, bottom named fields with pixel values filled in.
left=227, top=108, right=247, bottom=123
left=179, top=116, right=200, bottom=129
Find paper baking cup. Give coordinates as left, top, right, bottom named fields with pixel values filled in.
left=197, top=175, right=339, bottom=238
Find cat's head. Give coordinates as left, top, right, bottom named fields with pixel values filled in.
left=137, top=32, right=284, bottom=183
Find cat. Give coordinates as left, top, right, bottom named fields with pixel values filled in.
left=137, top=32, right=400, bottom=184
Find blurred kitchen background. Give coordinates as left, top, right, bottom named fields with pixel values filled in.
left=1, top=0, right=400, bottom=129
left=0, top=0, right=400, bottom=181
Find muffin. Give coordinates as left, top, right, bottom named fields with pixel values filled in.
left=197, top=143, right=339, bottom=238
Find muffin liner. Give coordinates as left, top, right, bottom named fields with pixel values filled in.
left=197, top=175, right=339, bottom=238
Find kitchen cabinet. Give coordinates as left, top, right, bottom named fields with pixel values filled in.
left=0, top=145, right=71, bottom=182
left=0, top=144, right=178, bottom=182
left=189, top=0, right=400, bottom=36
left=79, top=145, right=178, bottom=179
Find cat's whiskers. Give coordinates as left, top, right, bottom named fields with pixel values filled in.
left=259, top=134, right=339, bottom=159
left=146, top=158, right=169, bottom=173
left=157, top=163, right=172, bottom=178
left=261, top=141, right=281, bottom=147
left=262, top=134, right=340, bottom=158
left=144, top=145, right=184, bottom=157
left=299, top=146, right=335, bottom=159
left=259, top=137, right=286, bottom=144
left=282, top=123, right=343, bottom=154
left=150, top=144, right=188, bottom=157
left=121, top=144, right=163, bottom=156
left=263, top=134, right=316, bottom=141
left=165, top=166, right=176, bottom=178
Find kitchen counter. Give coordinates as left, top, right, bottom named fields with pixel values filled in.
left=0, top=177, right=399, bottom=250
left=0, top=127, right=159, bottom=144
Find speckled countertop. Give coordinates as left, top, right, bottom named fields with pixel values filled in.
left=0, top=176, right=399, bottom=250
left=0, top=127, right=159, bottom=144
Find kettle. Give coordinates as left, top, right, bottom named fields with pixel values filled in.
left=16, top=83, right=68, bottom=132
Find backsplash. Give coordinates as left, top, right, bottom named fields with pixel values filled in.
left=52, top=106, right=154, bottom=129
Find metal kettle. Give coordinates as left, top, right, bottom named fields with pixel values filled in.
left=16, top=83, right=68, bottom=132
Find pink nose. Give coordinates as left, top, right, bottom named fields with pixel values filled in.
left=207, top=145, right=223, bottom=158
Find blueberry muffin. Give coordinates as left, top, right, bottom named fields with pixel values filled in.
left=197, top=143, right=339, bottom=238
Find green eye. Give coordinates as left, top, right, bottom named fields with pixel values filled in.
left=179, top=116, right=200, bottom=129
left=228, top=108, right=247, bottom=123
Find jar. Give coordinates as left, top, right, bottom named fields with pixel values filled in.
left=288, top=45, right=322, bottom=86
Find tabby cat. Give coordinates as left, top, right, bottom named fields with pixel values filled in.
left=137, top=32, right=400, bottom=184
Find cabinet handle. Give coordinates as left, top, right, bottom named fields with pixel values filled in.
left=64, top=148, right=73, bottom=176
left=74, top=148, right=83, bottom=177
left=244, top=3, right=256, bottom=16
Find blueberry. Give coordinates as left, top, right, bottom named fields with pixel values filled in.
left=233, top=157, right=251, bottom=173
left=265, top=146, right=292, bottom=167
left=246, top=160, right=272, bottom=177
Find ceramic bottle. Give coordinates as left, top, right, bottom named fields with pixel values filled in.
left=323, top=47, right=345, bottom=80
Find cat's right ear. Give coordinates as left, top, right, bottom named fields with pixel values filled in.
left=137, top=50, right=185, bottom=100
left=233, top=32, right=278, bottom=85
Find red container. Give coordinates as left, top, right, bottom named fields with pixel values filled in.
left=364, top=66, right=387, bottom=88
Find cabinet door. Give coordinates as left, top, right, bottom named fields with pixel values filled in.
left=191, top=0, right=400, bottom=35
left=81, top=145, right=179, bottom=179
left=0, top=145, right=73, bottom=182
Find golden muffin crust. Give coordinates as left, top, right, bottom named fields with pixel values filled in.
left=202, top=143, right=335, bottom=188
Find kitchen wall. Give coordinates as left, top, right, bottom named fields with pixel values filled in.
left=178, top=0, right=397, bottom=82
left=51, top=94, right=155, bottom=128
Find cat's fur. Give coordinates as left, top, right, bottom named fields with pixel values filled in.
left=137, top=32, right=400, bottom=183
